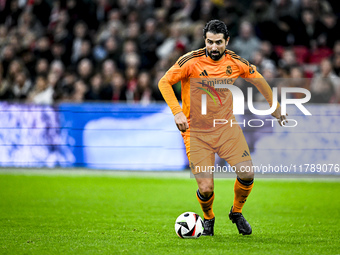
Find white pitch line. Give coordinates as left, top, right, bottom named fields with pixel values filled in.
left=0, top=168, right=339, bottom=182
left=0, top=168, right=191, bottom=178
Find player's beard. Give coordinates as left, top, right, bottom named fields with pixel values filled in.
left=208, top=49, right=224, bottom=61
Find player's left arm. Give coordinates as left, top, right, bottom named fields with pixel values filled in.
left=241, top=64, right=287, bottom=126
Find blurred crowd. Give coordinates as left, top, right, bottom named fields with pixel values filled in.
left=0, top=0, right=340, bottom=105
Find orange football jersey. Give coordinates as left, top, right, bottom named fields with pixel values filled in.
left=159, top=48, right=275, bottom=130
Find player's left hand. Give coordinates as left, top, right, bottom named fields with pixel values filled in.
left=271, top=106, right=288, bottom=126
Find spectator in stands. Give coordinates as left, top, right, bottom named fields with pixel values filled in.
left=20, top=48, right=36, bottom=80
left=77, top=58, right=93, bottom=86
left=247, top=0, right=272, bottom=26
left=3, top=0, right=22, bottom=29
left=18, top=9, right=44, bottom=39
left=6, top=31, right=21, bottom=56
left=1, top=45, right=16, bottom=77
left=50, top=60, right=64, bottom=81
left=188, top=22, right=205, bottom=51
left=151, top=69, right=166, bottom=101
left=246, top=0, right=280, bottom=44
left=52, top=23, right=72, bottom=65
left=230, top=20, right=260, bottom=60
left=71, top=79, right=87, bottom=103
left=278, top=48, right=298, bottom=69
left=71, top=21, right=90, bottom=65
left=251, top=50, right=276, bottom=74
left=171, top=0, right=196, bottom=23
left=294, top=9, right=324, bottom=48
left=154, top=8, right=169, bottom=39
left=34, top=36, right=53, bottom=63
left=95, top=10, right=122, bottom=44
left=119, top=40, right=139, bottom=69
left=54, top=70, right=77, bottom=102
left=0, top=0, right=339, bottom=105
left=0, top=62, right=5, bottom=97
left=310, top=58, right=340, bottom=102
left=103, top=36, right=120, bottom=64
left=250, top=0, right=297, bottom=45
left=156, top=22, right=188, bottom=60
left=333, top=55, right=340, bottom=77
left=268, top=0, right=299, bottom=21
left=319, top=12, right=340, bottom=48
left=260, top=41, right=280, bottom=65
left=289, top=65, right=311, bottom=98
left=134, top=71, right=154, bottom=104
left=310, top=76, right=335, bottom=103
left=66, top=0, right=86, bottom=29
left=111, top=72, right=127, bottom=102
left=332, top=41, right=340, bottom=76
left=34, top=58, right=49, bottom=80
left=31, top=0, right=51, bottom=27
left=1, top=59, right=28, bottom=99
left=314, top=58, right=339, bottom=80
left=0, top=0, right=7, bottom=24
left=27, top=73, right=55, bottom=105
left=101, top=59, right=116, bottom=84
left=138, top=18, right=164, bottom=69
left=48, top=0, right=62, bottom=31
left=51, top=42, right=68, bottom=67
left=91, top=0, right=112, bottom=29
left=75, top=40, right=95, bottom=67
left=17, top=27, right=36, bottom=51
left=194, top=0, right=217, bottom=23
left=124, top=22, right=140, bottom=42
left=0, top=25, right=7, bottom=48
left=301, top=0, right=333, bottom=19
left=12, top=70, right=32, bottom=100
left=290, top=65, right=306, bottom=80
left=85, top=72, right=103, bottom=101
left=135, top=0, right=154, bottom=25
left=125, top=66, right=138, bottom=102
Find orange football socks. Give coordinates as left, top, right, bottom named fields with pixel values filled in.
left=196, top=190, right=215, bottom=220
left=233, top=177, right=254, bottom=213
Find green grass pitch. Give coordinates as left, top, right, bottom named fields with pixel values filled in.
left=0, top=171, right=339, bottom=255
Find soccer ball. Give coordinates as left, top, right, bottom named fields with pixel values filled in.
left=175, top=212, right=204, bottom=238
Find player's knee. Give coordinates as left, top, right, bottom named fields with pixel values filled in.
left=235, top=160, right=254, bottom=180
left=240, top=170, right=254, bottom=180
left=199, top=184, right=214, bottom=196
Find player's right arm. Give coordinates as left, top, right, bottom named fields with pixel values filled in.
left=158, top=62, right=189, bottom=132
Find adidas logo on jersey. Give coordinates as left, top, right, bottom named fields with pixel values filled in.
left=241, top=150, right=250, bottom=157
left=199, top=70, right=208, bottom=76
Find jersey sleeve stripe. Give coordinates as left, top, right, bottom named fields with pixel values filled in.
left=226, top=50, right=250, bottom=66
left=178, top=52, right=205, bottom=67
left=178, top=49, right=204, bottom=64
left=178, top=49, right=205, bottom=67
left=178, top=50, right=205, bottom=66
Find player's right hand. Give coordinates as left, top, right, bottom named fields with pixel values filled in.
left=174, top=112, right=189, bottom=132
left=271, top=106, right=288, bottom=126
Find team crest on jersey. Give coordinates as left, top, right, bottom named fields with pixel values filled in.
left=226, top=66, right=232, bottom=76
left=249, top=64, right=255, bottom=74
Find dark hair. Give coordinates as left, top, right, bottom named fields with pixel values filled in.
left=203, top=20, right=230, bottom=40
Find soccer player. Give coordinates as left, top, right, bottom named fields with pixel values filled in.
left=158, top=20, right=286, bottom=236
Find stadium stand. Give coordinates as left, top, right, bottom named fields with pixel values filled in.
left=0, top=0, right=340, bottom=104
